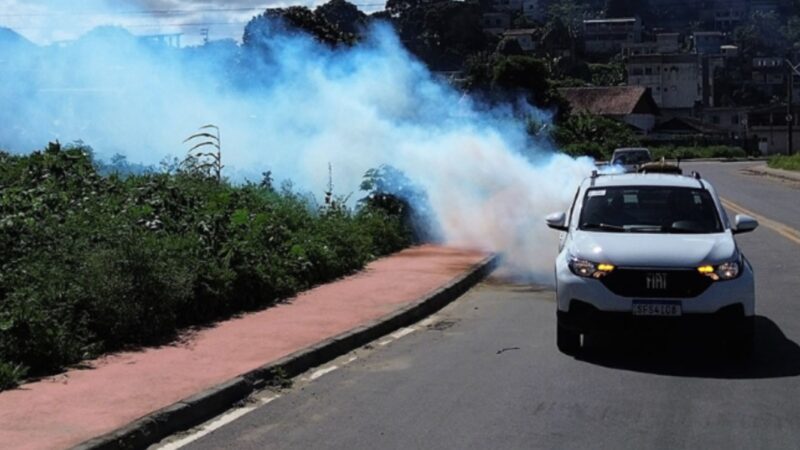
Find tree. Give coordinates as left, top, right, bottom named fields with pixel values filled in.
left=315, top=0, right=367, bottom=35
left=732, top=11, right=788, bottom=59
left=552, top=113, right=638, bottom=159
left=391, top=0, right=489, bottom=70
left=782, top=15, right=800, bottom=52
left=491, top=55, right=567, bottom=114
left=589, top=62, right=625, bottom=86
left=547, top=0, right=592, bottom=36
left=242, top=6, right=356, bottom=49
left=604, top=0, right=650, bottom=19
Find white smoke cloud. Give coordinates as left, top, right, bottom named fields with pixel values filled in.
left=0, top=0, right=380, bottom=45
left=0, top=19, right=593, bottom=281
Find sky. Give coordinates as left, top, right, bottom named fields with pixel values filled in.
left=0, top=0, right=383, bottom=45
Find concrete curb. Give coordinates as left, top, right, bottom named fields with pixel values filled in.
left=71, top=253, right=499, bottom=450
left=746, top=164, right=800, bottom=183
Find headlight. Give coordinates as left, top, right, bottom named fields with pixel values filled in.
left=697, top=260, right=741, bottom=281
left=569, top=258, right=615, bottom=279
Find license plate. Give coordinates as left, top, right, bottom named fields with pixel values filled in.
left=632, top=300, right=682, bottom=317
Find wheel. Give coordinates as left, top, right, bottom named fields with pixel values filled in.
left=557, top=323, right=581, bottom=355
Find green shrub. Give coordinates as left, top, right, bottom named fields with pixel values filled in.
left=0, top=361, right=27, bottom=391
left=768, top=154, right=800, bottom=171
left=650, top=146, right=747, bottom=160
left=0, top=142, right=411, bottom=387
left=553, top=114, right=639, bottom=160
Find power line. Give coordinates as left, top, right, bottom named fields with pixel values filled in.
left=0, top=4, right=386, bottom=18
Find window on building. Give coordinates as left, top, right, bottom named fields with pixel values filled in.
left=712, top=115, right=720, bottom=124
left=732, top=115, right=739, bottom=125
left=645, top=67, right=652, bottom=75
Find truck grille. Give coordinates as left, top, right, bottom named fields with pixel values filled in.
left=600, top=268, right=713, bottom=298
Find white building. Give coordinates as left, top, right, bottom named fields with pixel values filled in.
left=491, top=0, right=524, bottom=13
left=627, top=53, right=703, bottom=110
left=583, top=18, right=642, bottom=56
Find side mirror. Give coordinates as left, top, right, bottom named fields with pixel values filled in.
left=733, top=214, right=759, bottom=234
left=546, top=212, right=568, bottom=231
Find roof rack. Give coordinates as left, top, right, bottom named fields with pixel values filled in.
left=637, top=158, right=682, bottom=175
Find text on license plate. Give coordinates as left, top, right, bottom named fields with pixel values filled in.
left=632, top=301, right=682, bottom=317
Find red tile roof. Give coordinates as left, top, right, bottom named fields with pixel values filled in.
left=559, top=86, right=659, bottom=116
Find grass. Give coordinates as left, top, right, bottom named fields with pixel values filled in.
left=0, top=142, right=414, bottom=390
left=768, top=154, right=800, bottom=171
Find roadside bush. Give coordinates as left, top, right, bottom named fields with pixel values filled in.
left=768, top=154, right=800, bottom=171
left=553, top=114, right=639, bottom=160
left=650, top=145, right=747, bottom=160
left=0, top=142, right=411, bottom=389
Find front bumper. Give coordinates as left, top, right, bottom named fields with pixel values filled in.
left=558, top=301, right=750, bottom=335
left=555, top=254, right=756, bottom=317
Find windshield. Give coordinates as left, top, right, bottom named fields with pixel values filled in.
left=612, top=151, right=651, bottom=165
left=579, top=186, right=723, bottom=234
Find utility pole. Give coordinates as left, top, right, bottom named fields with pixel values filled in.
left=786, top=59, right=800, bottom=155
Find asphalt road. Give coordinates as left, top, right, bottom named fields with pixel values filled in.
left=168, top=162, right=800, bottom=450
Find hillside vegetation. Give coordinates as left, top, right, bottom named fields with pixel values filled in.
left=0, top=142, right=411, bottom=389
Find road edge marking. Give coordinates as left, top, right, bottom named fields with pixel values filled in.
left=721, top=198, right=800, bottom=246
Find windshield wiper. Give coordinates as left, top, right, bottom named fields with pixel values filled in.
left=581, top=222, right=626, bottom=232
left=627, top=225, right=663, bottom=233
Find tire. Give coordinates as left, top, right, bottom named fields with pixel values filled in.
left=557, top=324, right=581, bottom=355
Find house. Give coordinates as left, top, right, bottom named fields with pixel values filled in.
left=751, top=0, right=782, bottom=14
left=582, top=18, right=642, bottom=57
left=502, top=28, right=540, bottom=52
left=481, top=13, right=511, bottom=36
left=746, top=104, right=800, bottom=155
left=699, top=106, right=750, bottom=138
left=626, top=53, right=703, bottom=111
left=692, top=31, right=723, bottom=54
left=751, top=57, right=790, bottom=100
left=656, top=33, right=681, bottom=53
left=709, top=0, right=747, bottom=31
left=559, top=86, right=661, bottom=133
left=491, top=0, right=524, bottom=13
left=622, top=41, right=659, bottom=57
left=649, top=116, right=732, bottom=145
left=522, top=0, right=545, bottom=22
left=720, top=44, right=739, bottom=58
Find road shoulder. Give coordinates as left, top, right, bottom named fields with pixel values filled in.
left=0, top=245, right=496, bottom=450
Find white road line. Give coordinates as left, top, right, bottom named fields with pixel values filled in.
left=389, top=327, right=416, bottom=340
left=418, top=317, right=437, bottom=328
left=153, top=324, right=421, bottom=449
left=154, top=395, right=279, bottom=450
left=309, top=365, right=339, bottom=381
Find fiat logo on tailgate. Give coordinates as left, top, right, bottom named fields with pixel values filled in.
left=646, top=272, right=668, bottom=290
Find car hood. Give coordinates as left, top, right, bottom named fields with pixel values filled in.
left=568, top=230, right=736, bottom=268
